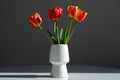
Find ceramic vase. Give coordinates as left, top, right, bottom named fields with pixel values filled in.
left=49, top=44, right=69, bottom=78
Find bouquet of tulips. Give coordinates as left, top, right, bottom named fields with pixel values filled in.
left=28, top=6, right=88, bottom=44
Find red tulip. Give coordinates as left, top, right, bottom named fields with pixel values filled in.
left=48, top=7, right=63, bottom=20
left=28, top=12, right=42, bottom=28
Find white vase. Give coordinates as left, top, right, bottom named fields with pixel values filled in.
left=49, top=44, right=70, bottom=78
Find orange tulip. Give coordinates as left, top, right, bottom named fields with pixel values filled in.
left=28, top=12, right=42, bottom=28
left=67, top=6, right=79, bottom=18
left=67, top=6, right=88, bottom=22
left=75, top=10, right=88, bottom=22
left=48, top=7, right=63, bottom=20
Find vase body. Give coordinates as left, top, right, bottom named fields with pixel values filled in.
left=49, top=44, right=69, bottom=78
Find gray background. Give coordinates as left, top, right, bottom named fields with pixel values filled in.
left=0, top=0, right=120, bottom=67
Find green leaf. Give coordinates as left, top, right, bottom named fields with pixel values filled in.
left=47, top=30, right=53, bottom=37
left=47, top=30, right=57, bottom=44
left=60, top=28, right=65, bottom=44
left=45, top=30, right=55, bottom=44
left=52, top=36, right=57, bottom=44
left=63, top=25, right=69, bottom=44
left=59, top=28, right=63, bottom=40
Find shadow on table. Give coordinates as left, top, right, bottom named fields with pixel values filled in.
left=68, top=66, right=120, bottom=73
left=0, top=75, right=51, bottom=78
left=0, top=65, right=120, bottom=73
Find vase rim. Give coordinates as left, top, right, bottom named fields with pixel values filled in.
left=51, top=44, right=68, bottom=45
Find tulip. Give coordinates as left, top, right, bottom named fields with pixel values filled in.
left=67, top=6, right=79, bottom=18
left=75, top=10, right=88, bottom=22
left=28, top=12, right=42, bottom=28
left=48, top=7, right=63, bottom=20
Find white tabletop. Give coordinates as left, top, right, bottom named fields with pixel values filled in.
left=0, top=65, right=120, bottom=80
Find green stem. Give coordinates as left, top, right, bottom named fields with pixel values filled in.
left=38, top=25, right=54, bottom=44
left=54, top=21, right=57, bottom=35
left=68, top=21, right=77, bottom=42
left=65, top=18, right=72, bottom=44
left=57, top=27, right=60, bottom=44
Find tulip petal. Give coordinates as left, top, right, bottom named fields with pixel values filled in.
left=58, top=7, right=63, bottom=18
left=77, top=11, right=88, bottom=22
left=34, top=12, right=42, bottom=24
left=28, top=16, right=38, bottom=28
left=53, top=8, right=60, bottom=19
left=67, top=6, right=73, bottom=17
left=71, top=6, right=78, bottom=17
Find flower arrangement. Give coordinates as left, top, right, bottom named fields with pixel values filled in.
left=28, top=6, right=88, bottom=44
